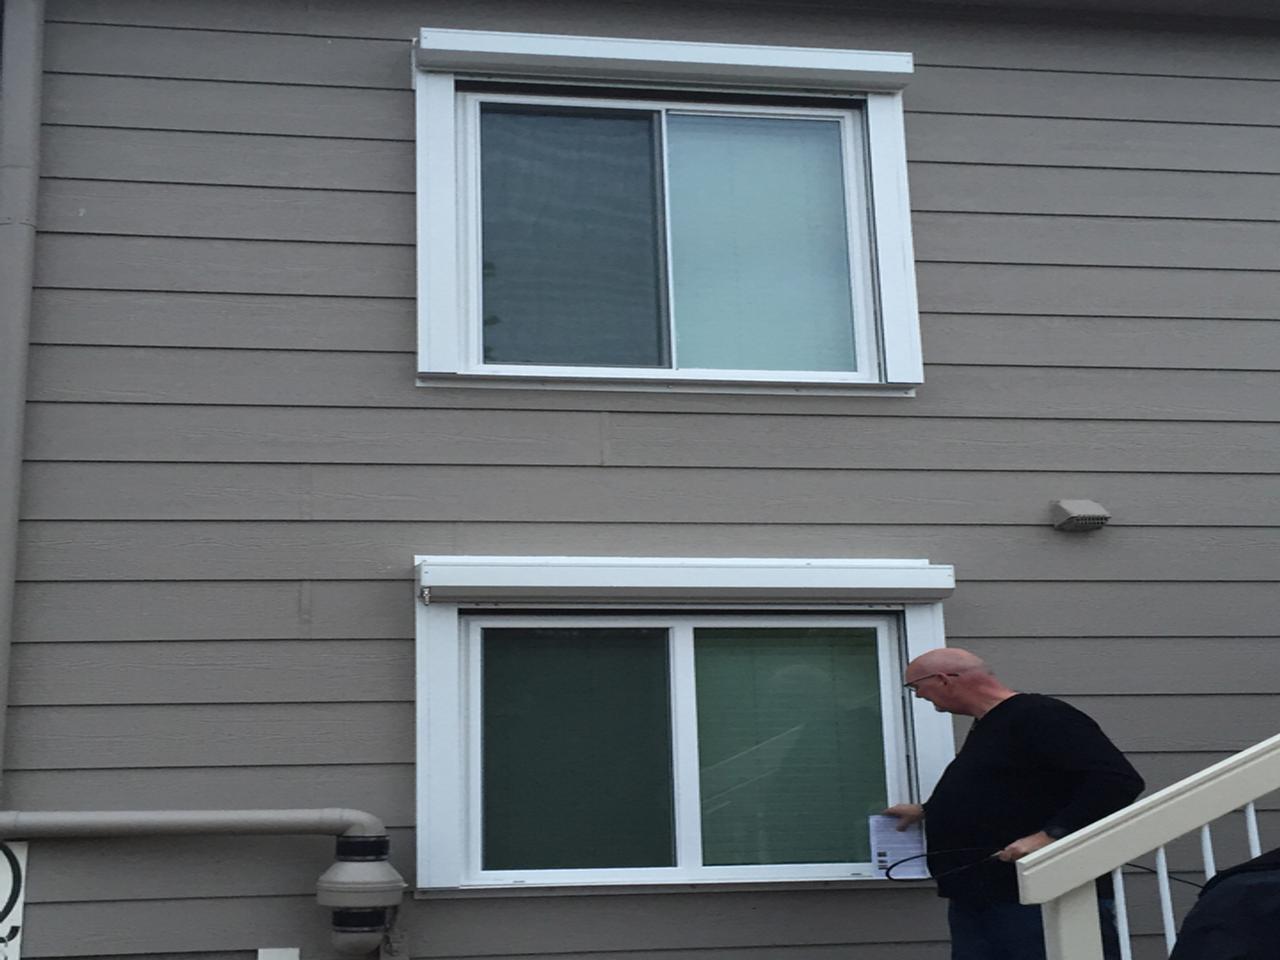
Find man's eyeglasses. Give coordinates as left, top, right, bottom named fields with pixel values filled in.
left=903, top=671, right=959, bottom=692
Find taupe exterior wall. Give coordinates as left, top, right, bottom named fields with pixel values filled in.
left=8, top=0, right=1280, bottom=956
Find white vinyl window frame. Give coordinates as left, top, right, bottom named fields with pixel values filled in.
left=456, top=92, right=881, bottom=383
left=413, top=29, right=922, bottom=393
left=414, top=556, right=956, bottom=890
left=465, top=612, right=906, bottom=886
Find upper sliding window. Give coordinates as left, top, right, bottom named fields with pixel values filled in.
left=414, top=30, right=922, bottom=391
left=471, top=92, right=875, bottom=376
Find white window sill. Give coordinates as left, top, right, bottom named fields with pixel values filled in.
left=412, top=875, right=932, bottom=899
left=417, top=372, right=918, bottom=397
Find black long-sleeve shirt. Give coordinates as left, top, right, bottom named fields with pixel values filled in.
left=923, top=693, right=1145, bottom=902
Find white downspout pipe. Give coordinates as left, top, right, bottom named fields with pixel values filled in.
left=0, top=808, right=408, bottom=955
left=0, top=0, right=45, bottom=806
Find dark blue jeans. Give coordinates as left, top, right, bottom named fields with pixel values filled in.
left=948, top=898, right=1122, bottom=960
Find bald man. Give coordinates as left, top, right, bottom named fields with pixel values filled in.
left=885, top=648, right=1143, bottom=960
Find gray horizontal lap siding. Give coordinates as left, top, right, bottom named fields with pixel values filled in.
left=16, top=1, right=1280, bottom=958
left=15, top=816, right=1274, bottom=901
left=16, top=581, right=1280, bottom=643
left=19, top=464, right=1280, bottom=524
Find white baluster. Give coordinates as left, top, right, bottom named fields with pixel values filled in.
left=1199, top=823, right=1216, bottom=879
left=1111, top=867, right=1133, bottom=960
left=1155, top=845, right=1177, bottom=955
left=1244, top=802, right=1262, bottom=858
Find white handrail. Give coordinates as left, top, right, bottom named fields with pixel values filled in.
left=1017, top=730, right=1280, bottom=904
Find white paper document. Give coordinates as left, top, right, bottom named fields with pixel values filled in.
left=868, top=814, right=929, bottom=879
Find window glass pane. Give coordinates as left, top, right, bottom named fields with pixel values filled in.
left=695, top=626, right=886, bottom=865
left=667, top=114, right=858, bottom=372
left=480, top=104, right=669, bottom=367
left=482, top=626, right=675, bottom=869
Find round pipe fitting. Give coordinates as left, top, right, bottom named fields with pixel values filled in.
left=331, top=908, right=391, bottom=955
left=316, top=834, right=407, bottom=954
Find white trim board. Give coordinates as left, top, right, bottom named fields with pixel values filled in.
left=415, top=29, right=913, bottom=91
left=417, top=556, right=955, bottom=603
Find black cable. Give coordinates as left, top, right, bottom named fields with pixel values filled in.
left=885, top=846, right=1205, bottom=889
left=884, top=846, right=997, bottom=882
left=1121, top=861, right=1205, bottom=891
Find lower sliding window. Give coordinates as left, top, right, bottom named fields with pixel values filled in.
left=413, top=555, right=955, bottom=889
left=467, top=615, right=907, bottom=884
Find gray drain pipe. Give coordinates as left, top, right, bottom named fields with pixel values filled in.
left=0, top=808, right=407, bottom=954
left=0, top=0, right=45, bottom=804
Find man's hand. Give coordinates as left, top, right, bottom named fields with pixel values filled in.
left=996, top=830, right=1055, bottom=862
left=882, top=803, right=925, bottom=831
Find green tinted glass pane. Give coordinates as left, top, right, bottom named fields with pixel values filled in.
left=480, top=104, right=669, bottom=367
left=482, top=627, right=675, bottom=870
left=695, top=627, right=886, bottom=865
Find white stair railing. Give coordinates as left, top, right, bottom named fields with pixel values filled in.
left=1016, top=731, right=1280, bottom=960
